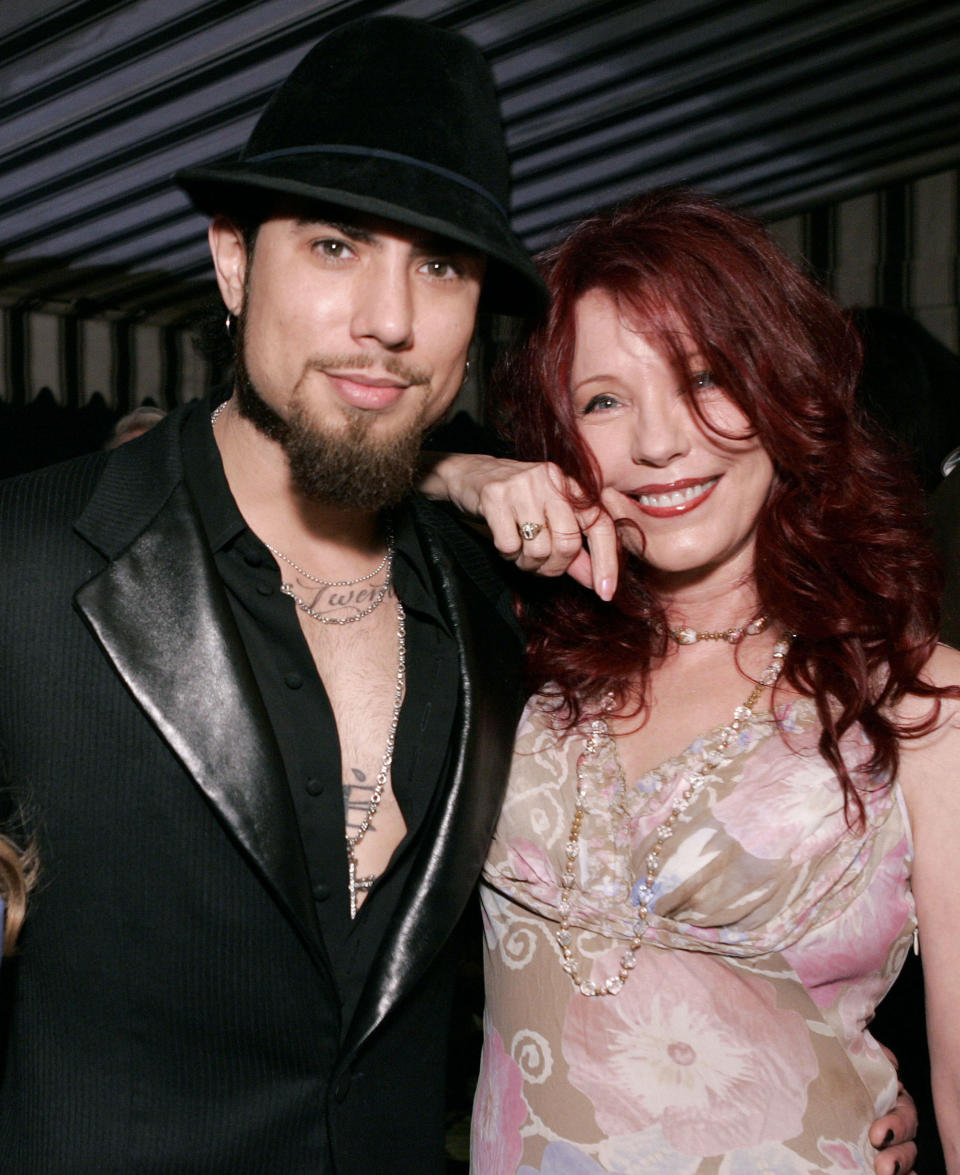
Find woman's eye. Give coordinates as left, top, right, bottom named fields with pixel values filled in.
left=582, top=393, right=620, bottom=414
left=691, top=370, right=718, bottom=390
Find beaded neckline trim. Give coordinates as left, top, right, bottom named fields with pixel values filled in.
left=555, top=637, right=791, bottom=998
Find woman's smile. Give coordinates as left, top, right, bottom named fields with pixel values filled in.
left=629, top=475, right=721, bottom=516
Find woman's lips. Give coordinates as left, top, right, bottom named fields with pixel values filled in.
left=628, top=475, right=720, bottom=517
left=324, top=371, right=410, bottom=411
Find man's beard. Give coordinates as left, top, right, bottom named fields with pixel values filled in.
left=233, top=334, right=431, bottom=511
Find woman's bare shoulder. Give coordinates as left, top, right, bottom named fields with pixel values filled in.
left=895, top=644, right=960, bottom=800
left=895, top=643, right=960, bottom=722
left=924, top=640, right=960, bottom=684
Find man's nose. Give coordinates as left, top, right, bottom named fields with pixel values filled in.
left=350, top=254, right=414, bottom=351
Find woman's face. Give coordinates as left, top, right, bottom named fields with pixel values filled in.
left=569, top=288, right=775, bottom=588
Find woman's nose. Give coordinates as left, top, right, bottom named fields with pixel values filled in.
left=630, top=393, right=689, bottom=467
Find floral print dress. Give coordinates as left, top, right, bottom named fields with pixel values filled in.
left=472, top=695, right=915, bottom=1175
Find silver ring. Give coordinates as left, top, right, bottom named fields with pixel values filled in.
left=518, top=521, right=545, bottom=542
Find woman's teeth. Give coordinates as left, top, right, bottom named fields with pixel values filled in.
left=636, top=478, right=717, bottom=508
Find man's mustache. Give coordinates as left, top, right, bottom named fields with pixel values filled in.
left=307, top=353, right=432, bottom=388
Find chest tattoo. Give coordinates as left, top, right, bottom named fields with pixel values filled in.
left=343, top=767, right=377, bottom=831
left=290, top=580, right=394, bottom=623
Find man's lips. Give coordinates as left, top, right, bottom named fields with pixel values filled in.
left=626, top=475, right=720, bottom=517
left=322, top=370, right=413, bottom=411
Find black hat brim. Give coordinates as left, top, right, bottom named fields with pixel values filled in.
left=177, top=155, right=547, bottom=318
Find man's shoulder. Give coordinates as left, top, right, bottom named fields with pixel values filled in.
left=0, top=403, right=190, bottom=554
left=0, top=452, right=114, bottom=600
left=0, top=449, right=110, bottom=528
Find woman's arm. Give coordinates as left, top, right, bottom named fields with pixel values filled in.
left=898, top=643, right=960, bottom=1172
left=419, top=451, right=621, bottom=599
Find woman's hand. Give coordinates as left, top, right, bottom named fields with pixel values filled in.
left=869, top=1070, right=918, bottom=1174
left=419, top=452, right=620, bottom=599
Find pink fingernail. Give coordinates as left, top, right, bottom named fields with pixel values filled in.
left=600, top=577, right=614, bottom=600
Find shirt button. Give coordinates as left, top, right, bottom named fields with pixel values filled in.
left=284, top=672, right=303, bottom=689
left=243, top=550, right=263, bottom=568
left=256, top=582, right=273, bottom=596
left=304, top=777, right=324, bottom=796
left=313, top=882, right=332, bottom=901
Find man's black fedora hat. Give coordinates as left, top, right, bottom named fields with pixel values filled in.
left=176, top=15, right=546, bottom=316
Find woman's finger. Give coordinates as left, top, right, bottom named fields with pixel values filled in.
left=581, top=508, right=620, bottom=600
left=869, top=1079, right=918, bottom=1175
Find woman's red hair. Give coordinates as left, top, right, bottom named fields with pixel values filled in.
left=495, top=187, right=947, bottom=818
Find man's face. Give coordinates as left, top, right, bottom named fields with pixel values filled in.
left=211, top=207, right=485, bottom=508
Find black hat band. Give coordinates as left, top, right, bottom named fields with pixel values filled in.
left=243, top=146, right=510, bottom=219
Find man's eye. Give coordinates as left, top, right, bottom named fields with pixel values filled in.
left=313, top=238, right=354, bottom=259
left=420, top=259, right=461, bottom=279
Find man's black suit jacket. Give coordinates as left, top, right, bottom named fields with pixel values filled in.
left=0, top=403, right=526, bottom=1174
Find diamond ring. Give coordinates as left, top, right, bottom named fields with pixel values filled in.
left=518, top=521, right=545, bottom=541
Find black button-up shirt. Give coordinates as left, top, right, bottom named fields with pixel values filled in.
left=181, top=402, right=460, bottom=1026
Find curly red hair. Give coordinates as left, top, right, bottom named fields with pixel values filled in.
left=495, top=187, right=946, bottom=818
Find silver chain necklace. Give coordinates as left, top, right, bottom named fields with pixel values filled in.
left=266, top=538, right=391, bottom=587
left=211, top=402, right=394, bottom=625
left=347, top=601, right=406, bottom=918
left=557, top=636, right=790, bottom=996
left=279, top=547, right=395, bottom=625
left=211, top=400, right=405, bottom=917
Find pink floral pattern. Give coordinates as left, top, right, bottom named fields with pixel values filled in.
left=518, top=1141, right=624, bottom=1174
left=713, top=718, right=847, bottom=864
left=562, top=947, right=816, bottom=1155
left=782, top=835, right=912, bottom=1015
left=473, top=696, right=914, bottom=1174
left=471, top=1024, right=529, bottom=1175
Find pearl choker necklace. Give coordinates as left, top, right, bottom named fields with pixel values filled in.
left=658, top=614, right=768, bottom=646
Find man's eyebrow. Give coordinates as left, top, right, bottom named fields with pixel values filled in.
left=294, top=217, right=375, bottom=243
left=409, top=232, right=475, bottom=256
left=404, top=231, right=486, bottom=270
left=293, top=217, right=478, bottom=259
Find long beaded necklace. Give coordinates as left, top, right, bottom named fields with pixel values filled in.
left=346, top=600, right=406, bottom=918
left=556, top=636, right=790, bottom=997
left=210, top=400, right=405, bottom=916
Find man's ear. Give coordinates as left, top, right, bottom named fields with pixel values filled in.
left=208, top=216, right=248, bottom=315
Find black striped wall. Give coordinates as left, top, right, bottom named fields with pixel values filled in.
left=2, top=0, right=958, bottom=330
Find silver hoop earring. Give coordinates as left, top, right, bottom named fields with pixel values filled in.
left=224, top=312, right=237, bottom=338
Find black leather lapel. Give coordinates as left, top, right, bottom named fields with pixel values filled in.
left=74, top=478, right=326, bottom=973
left=343, top=511, right=525, bottom=1057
